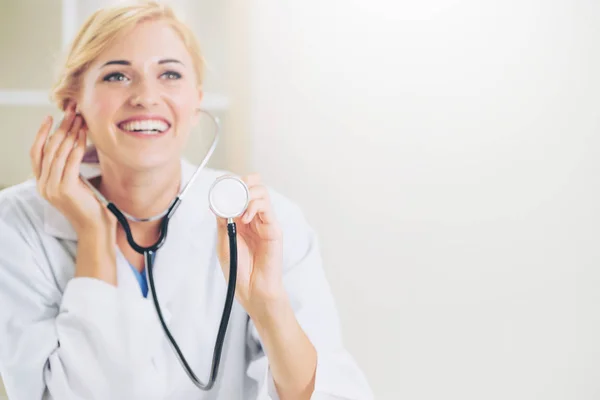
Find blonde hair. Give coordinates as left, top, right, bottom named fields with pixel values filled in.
left=50, top=0, right=205, bottom=111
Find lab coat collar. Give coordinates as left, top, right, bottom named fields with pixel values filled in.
left=43, top=157, right=213, bottom=241
left=43, top=156, right=222, bottom=320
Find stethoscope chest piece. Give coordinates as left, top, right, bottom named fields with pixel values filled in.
left=209, top=175, right=250, bottom=220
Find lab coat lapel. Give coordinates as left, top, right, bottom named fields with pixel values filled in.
left=115, top=249, right=148, bottom=295
left=148, top=211, right=206, bottom=307
left=145, top=159, right=216, bottom=310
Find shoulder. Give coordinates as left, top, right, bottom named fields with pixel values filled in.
left=267, top=184, right=312, bottom=235
left=209, top=167, right=317, bottom=265
left=0, top=180, right=55, bottom=283
left=0, top=182, right=65, bottom=309
left=0, top=179, right=47, bottom=238
left=183, top=161, right=315, bottom=244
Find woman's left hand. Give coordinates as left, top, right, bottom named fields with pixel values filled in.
left=215, top=174, right=285, bottom=317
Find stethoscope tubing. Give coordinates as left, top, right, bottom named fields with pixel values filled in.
left=80, top=110, right=235, bottom=391
left=143, top=221, right=238, bottom=390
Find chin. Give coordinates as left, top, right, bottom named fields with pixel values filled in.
left=116, top=150, right=180, bottom=172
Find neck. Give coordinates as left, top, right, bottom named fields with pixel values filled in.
left=97, top=159, right=181, bottom=221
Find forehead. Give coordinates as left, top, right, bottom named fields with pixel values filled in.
left=92, top=19, right=192, bottom=67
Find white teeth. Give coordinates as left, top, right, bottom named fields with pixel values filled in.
left=120, top=119, right=169, bottom=134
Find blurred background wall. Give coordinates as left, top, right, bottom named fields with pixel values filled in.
left=1, top=1, right=600, bottom=399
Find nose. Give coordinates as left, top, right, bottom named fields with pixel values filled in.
left=129, top=79, right=160, bottom=108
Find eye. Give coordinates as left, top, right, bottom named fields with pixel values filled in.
left=103, top=72, right=129, bottom=82
left=161, top=71, right=182, bottom=80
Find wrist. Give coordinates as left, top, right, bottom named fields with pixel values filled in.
left=75, top=220, right=117, bottom=285
left=248, top=292, right=318, bottom=397
left=249, top=292, right=293, bottom=332
left=75, top=213, right=116, bottom=239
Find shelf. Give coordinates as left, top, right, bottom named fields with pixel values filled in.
left=0, top=90, right=230, bottom=111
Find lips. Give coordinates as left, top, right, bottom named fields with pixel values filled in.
left=117, top=116, right=172, bottom=136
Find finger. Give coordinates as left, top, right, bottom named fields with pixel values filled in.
left=47, top=116, right=83, bottom=189
left=241, top=198, right=272, bottom=224
left=39, top=108, right=77, bottom=186
left=243, top=185, right=273, bottom=223
left=248, top=184, right=269, bottom=201
left=55, top=102, right=77, bottom=134
left=63, top=127, right=87, bottom=187
left=242, top=173, right=262, bottom=188
left=30, top=116, right=54, bottom=180
left=215, top=215, right=228, bottom=230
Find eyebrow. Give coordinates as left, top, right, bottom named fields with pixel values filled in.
left=100, top=58, right=184, bottom=68
left=158, top=59, right=184, bottom=65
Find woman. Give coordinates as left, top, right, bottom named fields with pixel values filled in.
left=0, top=1, right=372, bottom=399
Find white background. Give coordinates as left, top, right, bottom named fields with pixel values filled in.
left=229, top=1, right=600, bottom=398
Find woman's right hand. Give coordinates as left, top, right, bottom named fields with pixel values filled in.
left=30, top=101, right=115, bottom=236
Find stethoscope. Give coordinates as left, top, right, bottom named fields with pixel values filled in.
left=80, top=110, right=248, bottom=391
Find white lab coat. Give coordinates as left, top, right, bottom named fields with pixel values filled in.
left=0, top=158, right=373, bottom=400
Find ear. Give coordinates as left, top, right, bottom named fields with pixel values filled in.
left=191, top=88, right=204, bottom=127
left=70, top=96, right=89, bottom=127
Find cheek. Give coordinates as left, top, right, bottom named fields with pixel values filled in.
left=81, top=87, right=121, bottom=129
left=170, top=87, right=199, bottom=122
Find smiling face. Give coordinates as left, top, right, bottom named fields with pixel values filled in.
left=77, top=18, right=203, bottom=171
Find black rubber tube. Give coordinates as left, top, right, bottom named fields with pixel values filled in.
left=145, top=221, right=238, bottom=391
left=107, top=198, right=179, bottom=254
